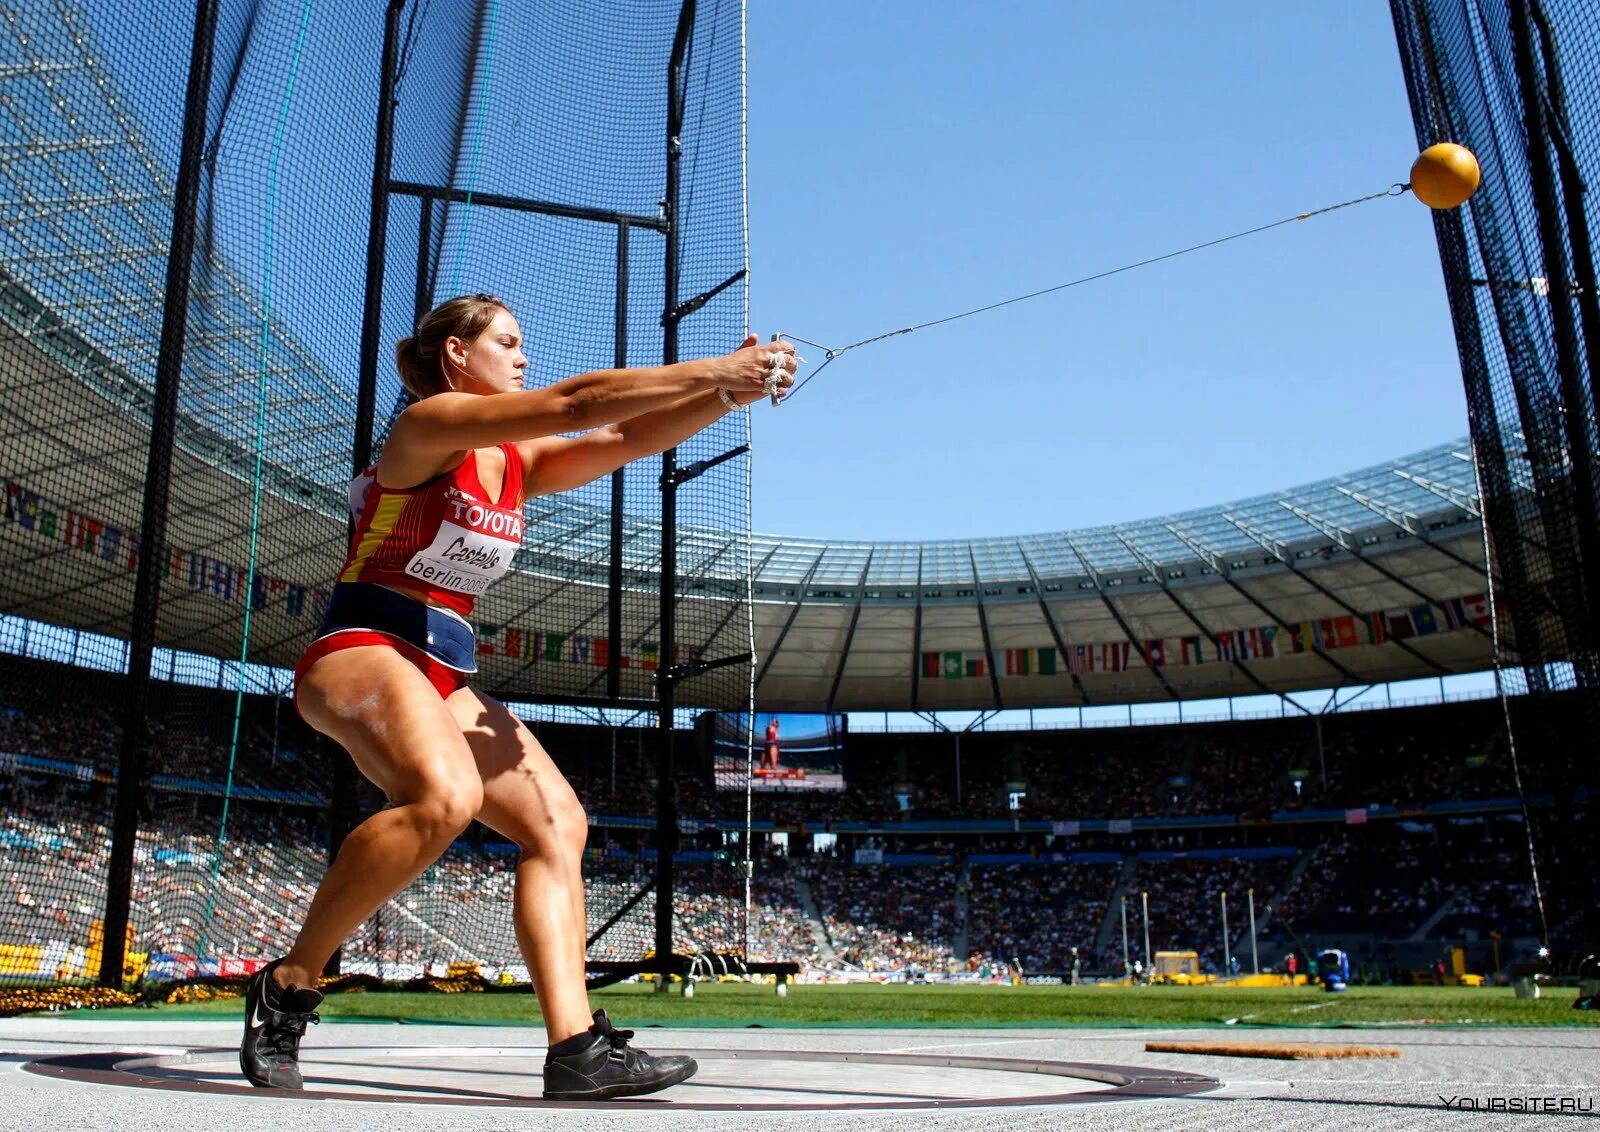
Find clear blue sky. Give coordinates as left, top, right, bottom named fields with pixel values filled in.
left=745, top=0, right=1469, bottom=542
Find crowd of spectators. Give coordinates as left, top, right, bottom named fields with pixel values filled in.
left=1, top=783, right=330, bottom=966
left=1271, top=822, right=1541, bottom=941
left=1265, top=834, right=1350, bottom=932
left=1133, top=857, right=1297, bottom=972
left=0, top=648, right=1552, bottom=831
left=2, top=779, right=106, bottom=950
left=840, top=702, right=1524, bottom=825
left=0, top=652, right=1576, bottom=982
left=0, top=782, right=1554, bottom=981
left=444, top=694, right=1535, bottom=833
left=966, top=862, right=1118, bottom=972
left=0, top=669, right=333, bottom=799
left=747, top=867, right=819, bottom=963
left=0, top=787, right=824, bottom=975
left=802, top=862, right=958, bottom=972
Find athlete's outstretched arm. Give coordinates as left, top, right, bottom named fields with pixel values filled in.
left=393, top=360, right=712, bottom=451
left=519, top=336, right=794, bottom=497
left=518, top=392, right=731, bottom=497
left=383, top=339, right=794, bottom=486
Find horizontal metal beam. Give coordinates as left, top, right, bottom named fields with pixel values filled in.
left=389, top=180, right=668, bottom=232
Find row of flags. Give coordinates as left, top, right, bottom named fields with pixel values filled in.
left=920, top=597, right=1490, bottom=679
left=5, top=480, right=334, bottom=619
left=6, top=477, right=1490, bottom=682
left=4, top=479, right=689, bottom=672
left=474, top=624, right=694, bottom=671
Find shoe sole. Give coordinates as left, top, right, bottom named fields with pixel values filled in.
left=238, top=1055, right=303, bottom=1090
left=542, top=1060, right=698, bottom=1101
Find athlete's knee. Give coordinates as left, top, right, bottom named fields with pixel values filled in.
left=558, top=795, right=588, bottom=854
left=511, top=789, right=587, bottom=858
left=533, top=780, right=587, bottom=855
left=411, top=778, right=483, bottom=842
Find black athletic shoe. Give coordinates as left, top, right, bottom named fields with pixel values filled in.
left=542, top=1009, right=698, bottom=1101
left=239, top=959, right=323, bottom=1089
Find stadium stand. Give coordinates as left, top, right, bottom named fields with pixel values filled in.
left=0, top=648, right=1587, bottom=982
left=967, top=860, right=1120, bottom=973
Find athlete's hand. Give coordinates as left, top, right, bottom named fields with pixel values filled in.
left=713, top=334, right=796, bottom=402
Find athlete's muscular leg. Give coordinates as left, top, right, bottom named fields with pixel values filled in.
left=275, top=647, right=483, bottom=990
left=448, top=687, right=593, bottom=1044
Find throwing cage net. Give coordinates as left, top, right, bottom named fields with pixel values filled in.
left=0, top=0, right=754, bottom=1004
left=1391, top=0, right=1599, bottom=954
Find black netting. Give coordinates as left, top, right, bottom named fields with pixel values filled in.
left=1391, top=0, right=1598, bottom=949
left=0, top=0, right=750, bottom=996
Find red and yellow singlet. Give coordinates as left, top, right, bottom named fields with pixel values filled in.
left=336, top=443, right=525, bottom=617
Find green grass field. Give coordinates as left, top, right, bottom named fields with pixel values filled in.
left=126, top=983, right=1600, bottom=1029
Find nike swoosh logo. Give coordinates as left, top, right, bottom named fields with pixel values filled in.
left=251, top=994, right=274, bottom=1030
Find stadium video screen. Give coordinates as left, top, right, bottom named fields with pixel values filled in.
left=702, top=711, right=847, bottom=793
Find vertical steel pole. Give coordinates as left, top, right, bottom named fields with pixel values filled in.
left=601, top=219, right=627, bottom=978
left=414, top=196, right=433, bottom=327
left=608, top=222, right=629, bottom=701
left=100, top=0, right=221, bottom=989
left=1248, top=887, right=1260, bottom=974
left=1141, top=890, right=1151, bottom=973
left=355, top=0, right=407, bottom=474
left=1120, top=895, right=1130, bottom=978
left=655, top=0, right=697, bottom=974
left=325, top=0, right=406, bottom=978
left=1220, top=891, right=1231, bottom=977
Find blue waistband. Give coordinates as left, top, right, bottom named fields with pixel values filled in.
left=314, top=582, right=478, bottom=673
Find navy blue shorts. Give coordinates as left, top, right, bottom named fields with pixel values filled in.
left=312, top=582, right=478, bottom=673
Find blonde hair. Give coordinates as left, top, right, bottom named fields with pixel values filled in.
left=393, top=293, right=511, bottom=399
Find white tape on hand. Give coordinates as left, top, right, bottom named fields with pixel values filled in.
left=764, top=351, right=784, bottom=405
left=763, top=344, right=803, bottom=406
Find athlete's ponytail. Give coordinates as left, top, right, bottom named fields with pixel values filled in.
left=395, top=293, right=511, bottom=400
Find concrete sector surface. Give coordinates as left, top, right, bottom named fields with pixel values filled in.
left=3, top=1015, right=1598, bottom=1131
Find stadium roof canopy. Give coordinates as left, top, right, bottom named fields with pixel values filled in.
left=482, top=438, right=1493, bottom=709
left=0, top=0, right=1494, bottom=711
left=738, top=439, right=1492, bottom=708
